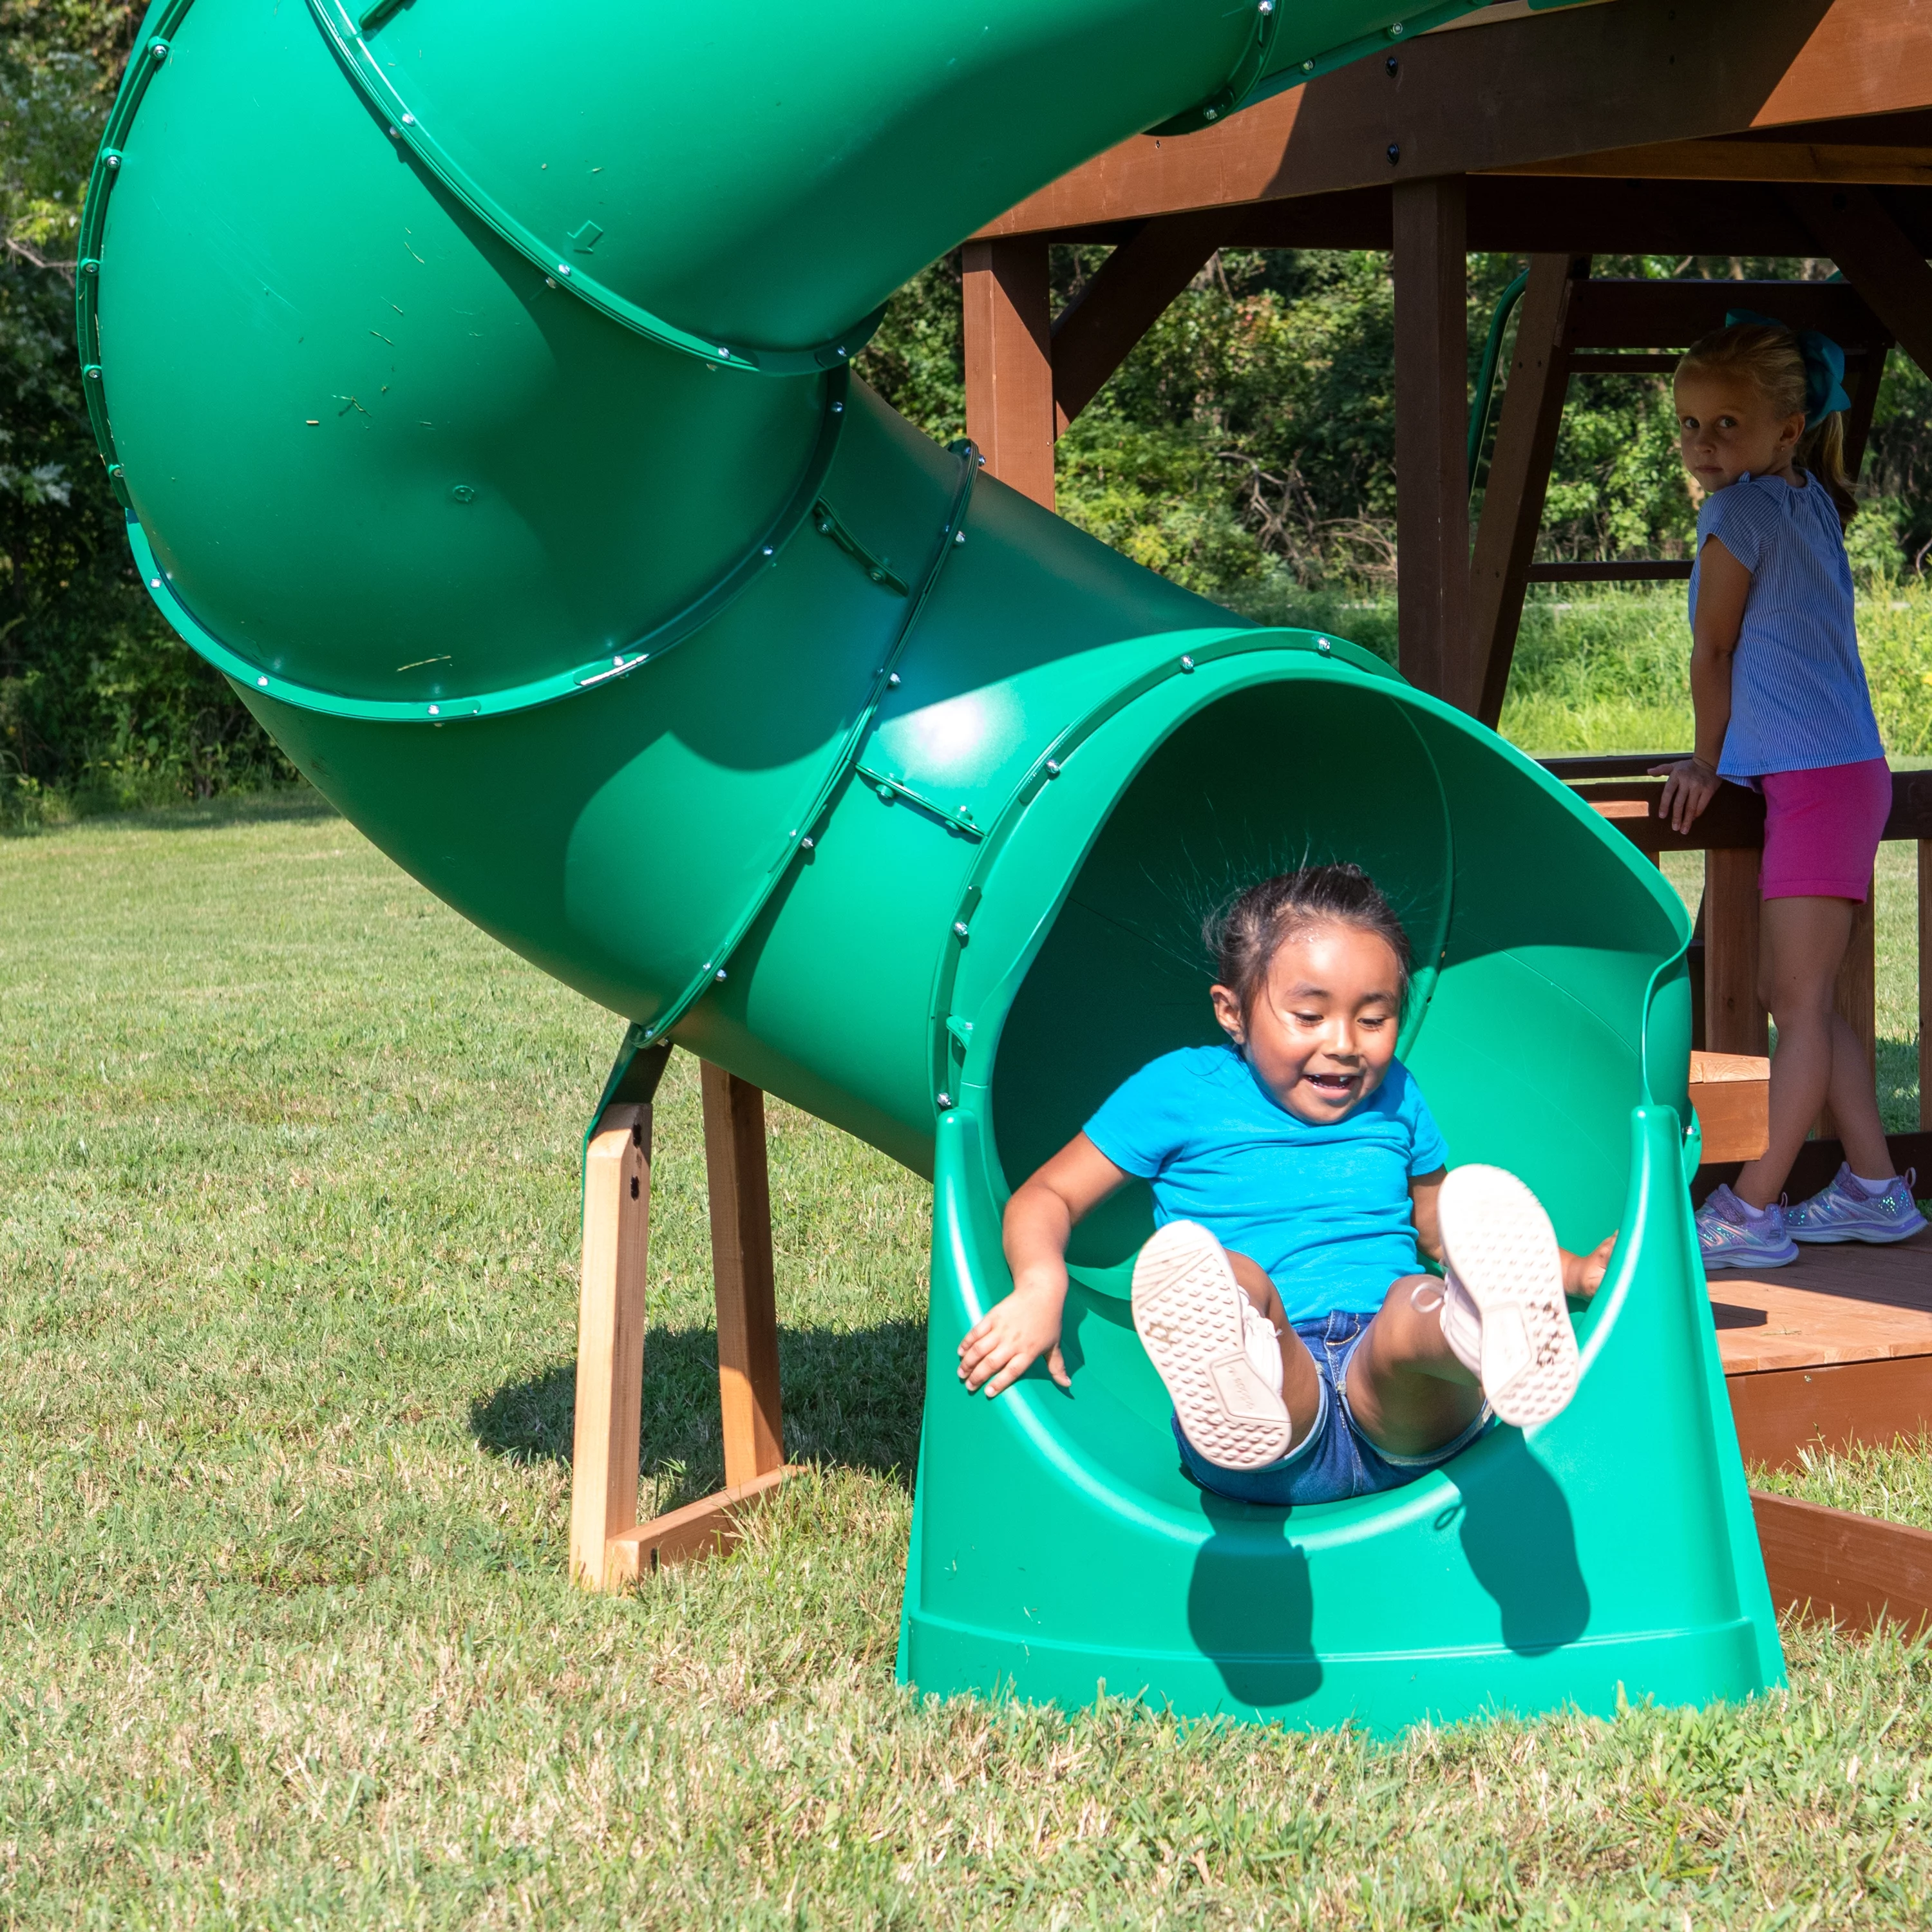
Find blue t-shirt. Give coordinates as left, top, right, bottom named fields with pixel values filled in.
left=1083, top=1043, right=1448, bottom=1323
left=1689, top=472, right=1884, bottom=779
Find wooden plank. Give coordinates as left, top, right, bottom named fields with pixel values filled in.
left=1705, top=846, right=1770, bottom=1057
left=1494, top=137, right=1932, bottom=184
left=1751, top=1489, right=1932, bottom=1635
left=1577, top=770, right=1932, bottom=851
left=1691, top=1050, right=1772, bottom=1164
left=976, top=0, right=1932, bottom=238
left=568, top=1102, right=652, bottom=1593
left=1787, top=182, right=1932, bottom=375
left=961, top=238, right=1056, bottom=509
left=1565, top=277, right=1887, bottom=352
left=1472, top=254, right=1587, bottom=728
left=700, top=1062, right=786, bottom=1490
left=605, top=1465, right=805, bottom=1582
left=1050, top=213, right=1224, bottom=431
left=1709, top=1226, right=1932, bottom=1374
left=1729, top=1354, right=1932, bottom=1468
left=1391, top=174, right=1472, bottom=709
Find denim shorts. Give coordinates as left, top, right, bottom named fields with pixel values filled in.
left=1172, top=1309, right=1492, bottom=1507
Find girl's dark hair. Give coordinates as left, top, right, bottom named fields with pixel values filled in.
left=1205, top=864, right=1412, bottom=1016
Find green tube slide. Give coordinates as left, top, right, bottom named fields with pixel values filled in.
left=82, top=0, right=1782, bottom=1728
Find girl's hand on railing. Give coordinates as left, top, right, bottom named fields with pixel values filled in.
left=1650, top=756, right=1720, bottom=835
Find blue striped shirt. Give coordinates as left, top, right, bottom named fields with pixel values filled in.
left=1689, top=471, right=1883, bottom=779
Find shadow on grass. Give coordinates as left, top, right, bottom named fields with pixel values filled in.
left=3, top=782, right=338, bottom=840
left=471, top=1318, right=927, bottom=1506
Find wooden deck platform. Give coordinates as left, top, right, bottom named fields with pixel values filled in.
left=1707, top=1227, right=1932, bottom=1468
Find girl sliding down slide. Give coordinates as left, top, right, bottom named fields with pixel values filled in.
left=958, top=866, right=1616, bottom=1505
left=1658, top=317, right=1926, bottom=1267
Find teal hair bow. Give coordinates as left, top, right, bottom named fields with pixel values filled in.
left=1725, top=307, right=1853, bottom=427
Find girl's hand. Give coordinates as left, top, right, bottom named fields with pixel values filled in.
left=1650, top=756, right=1720, bottom=835
left=1561, top=1233, right=1618, bottom=1300
left=958, top=1277, right=1070, bottom=1396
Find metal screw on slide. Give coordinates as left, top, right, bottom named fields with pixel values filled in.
left=936, top=1093, right=953, bottom=1111
left=1179, top=655, right=1195, bottom=672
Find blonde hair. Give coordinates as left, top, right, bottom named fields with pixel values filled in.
left=1676, top=321, right=1857, bottom=527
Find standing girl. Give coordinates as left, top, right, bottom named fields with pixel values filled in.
left=1656, top=317, right=1924, bottom=1266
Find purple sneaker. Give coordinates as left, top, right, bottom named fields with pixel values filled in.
left=1785, top=1164, right=1929, bottom=1246
left=1697, top=1183, right=1799, bottom=1270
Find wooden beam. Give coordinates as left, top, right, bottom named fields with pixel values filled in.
left=1752, top=1490, right=1932, bottom=1636
left=1786, top=183, right=1932, bottom=376
left=605, top=1464, right=804, bottom=1583
left=976, top=0, right=1932, bottom=239
left=1730, top=1354, right=1932, bottom=1469
left=1049, top=213, right=1225, bottom=432
left=961, top=238, right=1056, bottom=509
left=1472, top=254, right=1586, bottom=727
left=1493, top=138, right=1932, bottom=185
left=700, top=1063, right=787, bottom=1490
left=1392, top=175, right=1472, bottom=709
left=1690, top=1050, right=1772, bottom=1164
left=569, top=1101, right=653, bottom=1593
left=1705, top=848, right=1770, bottom=1057
left=1566, top=277, right=1888, bottom=352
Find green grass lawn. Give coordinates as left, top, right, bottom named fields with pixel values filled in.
left=5, top=799, right=1932, bottom=1927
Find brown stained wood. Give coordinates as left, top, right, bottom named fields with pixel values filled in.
left=1690, top=1051, right=1772, bottom=1164
left=569, top=1103, right=652, bottom=1593
left=1708, top=1224, right=1932, bottom=1374
left=1391, top=175, right=1472, bottom=709
left=976, top=0, right=1932, bottom=239
left=1841, top=337, right=1891, bottom=480
left=605, top=1465, right=806, bottom=1582
left=1750, top=1489, right=1932, bottom=1634
left=1472, top=254, right=1587, bottom=726
left=961, top=238, right=1055, bottom=509
left=1922, top=841, right=1931, bottom=1130
left=1786, top=183, right=1932, bottom=375
left=1564, top=278, right=1887, bottom=352
left=700, top=1063, right=786, bottom=1490
left=1705, top=847, right=1770, bottom=1057
left=1819, top=886, right=1877, bottom=1141
left=1577, top=770, right=1932, bottom=853
left=1050, top=214, right=1225, bottom=432
left=1495, top=138, right=1932, bottom=185
left=1729, top=1355, right=1932, bottom=1468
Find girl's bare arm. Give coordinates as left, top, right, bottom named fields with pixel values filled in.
left=960, top=1133, right=1130, bottom=1396
left=1653, top=535, right=1749, bottom=833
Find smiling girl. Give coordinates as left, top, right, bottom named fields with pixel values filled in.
left=1657, top=319, right=1924, bottom=1266
left=958, top=865, right=1615, bottom=1506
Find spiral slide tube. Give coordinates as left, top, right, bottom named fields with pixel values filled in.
left=83, top=0, right=1782, bottom=1726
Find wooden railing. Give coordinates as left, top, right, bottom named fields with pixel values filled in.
left=1546, top=757, right=1932, bottom=1193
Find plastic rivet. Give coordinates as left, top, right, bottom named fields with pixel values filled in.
left=831, top=401, right=844, bottom=413
left=887, top=672, right=900, bottom=687
left=762, top=545, right=774, bottom=556
left=876, top=784, right=893, bottom=800
left=1045, top=759, right=1061, bottom=777
left=954, top=531, right=965, bottom=545
left=1179, top=654, right=1196, bottom=672
left=953, top=921, right=970, bottom=940
left=428, top=704, right=440, bottom=715
left=936, top=1092, right=953, bottom=1110
left=149, top=577, right=160, bottom=589
left=556, top=263, right=572, bottom=277
left=800, top=836, right=814, bottom=851
left=401, top=113, right=415, bottom=124
left=256, top=677, right=268, bottom=688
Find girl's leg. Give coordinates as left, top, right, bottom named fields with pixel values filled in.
left=1224, top=1250, right=1322, bottom=1449
left=1734, top=895, right=1889, bottom=1206
left=1334, top=1275, right=1483, bottom=1459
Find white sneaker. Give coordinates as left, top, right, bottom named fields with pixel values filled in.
left=1433, top=1165, right=1582, bottom=1430
left=1131, top=1220, right=1293, bottom=1470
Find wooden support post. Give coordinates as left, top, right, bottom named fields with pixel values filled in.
left=569, top=1102, right=653, bottom=1592
left=1922, top=840, right=1931, bottom=1132
left=1818, top=884, right=1877, bottom=1141
left=962, top=238, right=1056, bottom=509
left=1050, top=214, right=1224, bottom=433
left=701, top=1061, right=786, bottom=1489
left=1841, top=339, right=1891, bottom=483
left=1787, top=186, right=1932, bottom=381
left=1704, top=848, right=1768, bottom=1057
left=1472, top=254, right=1587, bottom=728
left=1392, top=175, right=1473, bottom=710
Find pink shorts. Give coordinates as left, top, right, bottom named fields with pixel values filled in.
left=1758, top=758, right=1892, bottom=902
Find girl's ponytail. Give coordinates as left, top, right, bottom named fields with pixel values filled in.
left=1799, top=412, right=1859, bottom=529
